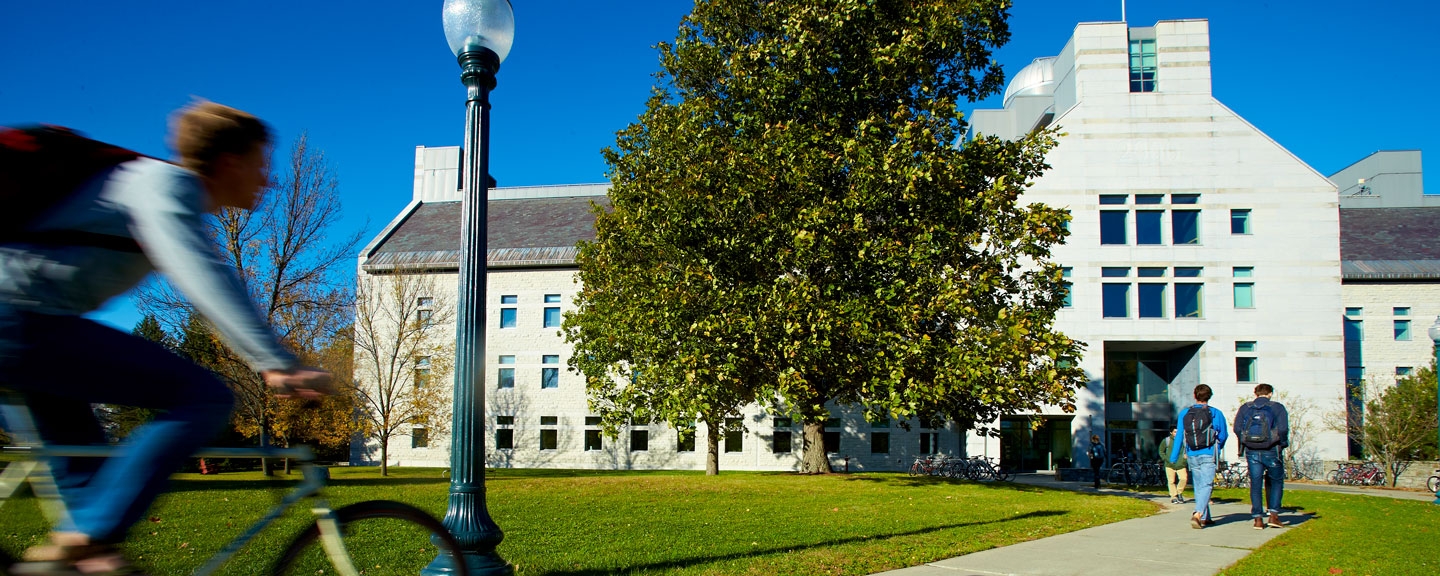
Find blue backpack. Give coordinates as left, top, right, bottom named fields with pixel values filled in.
left=1241, top=403, right=1278, bottom=448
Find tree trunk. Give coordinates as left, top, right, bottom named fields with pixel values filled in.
left=704, top=419, right=720, bottom=476
left=380, top=436, right=389, bottom=477
left=260, top=399, right=273, bottom=477
left=801, top=420, right=831, bottom=474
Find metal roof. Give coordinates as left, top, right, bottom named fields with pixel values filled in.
left=1340, top=207, right=1440, bottom=281
left=362, top=196, right=608, bottom=272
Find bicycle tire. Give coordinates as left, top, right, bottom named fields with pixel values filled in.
left=1427, top=475, right=1439, bottom=494
left=272, top=500, right=468, bottom=576
left=908, top=462, right=923, bottom=477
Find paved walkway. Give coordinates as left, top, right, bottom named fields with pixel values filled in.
left=872, top=474, right=1299, bottom=576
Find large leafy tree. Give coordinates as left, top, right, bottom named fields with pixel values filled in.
left=569, top=0, right=1084, bottom=473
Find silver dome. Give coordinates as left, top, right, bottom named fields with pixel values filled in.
left=1003, top=57, right=1058, bottom=106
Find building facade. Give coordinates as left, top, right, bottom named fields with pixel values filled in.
left=968, top=19, right=1351, bottom=469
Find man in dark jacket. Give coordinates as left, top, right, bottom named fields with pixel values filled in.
left=1087, top=434, right=1105, bottom=489
left=1234, top=383, right=1290, bottom=530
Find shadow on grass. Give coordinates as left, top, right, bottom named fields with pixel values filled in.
left=541, top=509, right=1070, bottom=576
left=840, top=474, right=1050, bottom=493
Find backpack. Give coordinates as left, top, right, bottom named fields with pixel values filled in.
left=1182, top=405, right=1217, bottom=450
left=1088, top=442, right=1104, bottom=460
left=0, top=125, right=141, bottom=242
left=1241, top=402, right=1278, bottom=448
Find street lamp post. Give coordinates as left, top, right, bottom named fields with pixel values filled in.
left=1429, top=318, right=1439, bottom=506
left=427, top=1, right=515, bottom=574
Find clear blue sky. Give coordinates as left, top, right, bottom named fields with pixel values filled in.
left=3, top=1, right=1434, bottom=332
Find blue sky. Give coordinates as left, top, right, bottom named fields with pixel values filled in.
left=3, top=0, right=1435, bottom=332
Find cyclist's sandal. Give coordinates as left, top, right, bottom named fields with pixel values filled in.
left=10, top=543, right=148, bottom=576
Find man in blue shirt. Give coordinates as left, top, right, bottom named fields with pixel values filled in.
left=1171, top=384, right=1228, bottom=529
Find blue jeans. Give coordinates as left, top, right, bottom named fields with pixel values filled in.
left=0, top=306, right=233, bottom=543
left=1246, top=448, right=1285, bottom=517
left=1188, top=453, right=1216, bottom=520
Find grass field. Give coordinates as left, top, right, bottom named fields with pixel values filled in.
left=1215, top=487, right=1440, bottom=576
left=1, top=465, right=1155, bottom=575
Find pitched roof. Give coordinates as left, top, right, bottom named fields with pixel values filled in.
left=1340, top=207, right=1440, bottom=280
left=363, top=196, right=609, bottom=272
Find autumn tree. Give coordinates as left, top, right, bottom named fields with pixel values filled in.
left=351, top=273, right=455, bottom=476
left=568, top=0, right=1084, bottom=474
left=1341, top=364, right=1438, bottom=485
left=139, top=132, right=362, bottom=475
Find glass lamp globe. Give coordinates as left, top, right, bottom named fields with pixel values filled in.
left=443, top=0, right=514, bottom=62
left=1429, top=317, right=1440, bottom=342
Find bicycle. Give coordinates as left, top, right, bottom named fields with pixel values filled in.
left=1427, top=469, right=1439, bottom=495
left=0, top=397, right=467, bottom=576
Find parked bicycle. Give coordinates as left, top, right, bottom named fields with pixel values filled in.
left=1426, top=469, right=1438, bottom=495
left=902, top=455, right=1011, bottom=482
left=1104, top=454, right=1163, bottom=487
left=0, top=396, right=466, bottom=576
left=1215, top=460, right=1250, bottom=489
left=1326, top=461, right=1386, bottom=486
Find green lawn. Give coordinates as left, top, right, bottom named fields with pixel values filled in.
left=1216, top=487, right=1440, bottom=576
left=1, top=466, right=1154, bottom=575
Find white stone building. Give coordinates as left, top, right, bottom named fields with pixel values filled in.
left=967, top=19, right=1352, bottom=469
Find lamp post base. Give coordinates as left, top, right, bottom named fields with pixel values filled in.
left=421, top=550, right=513, bottom=576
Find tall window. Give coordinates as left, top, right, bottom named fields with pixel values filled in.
left=1344, top=319, right=1363, bottom=341
left=584, top=417, right=602, bottom=451
left=724, top=417, right=744, bottom=452
left=411, top=426, right=429, bottom=449
left=676, top=424, right=696, bottom=452
left=541, top=355, right=560, bottom=389
left=1394, top=320, right=1411, bottom=341
left=539, top=416, right=558, bottom=450
left=1231, top=209, right=1252, bottom=234
left=1172, top=210, right=1200, bottom=244
left=1233, top=267, right=1254, bottom=309
left=499, top=294, right=517, bottom=328
left=1103, top=283, right=1130, bottom=318
left=920, top=432, right=940, bottom=455
left=630, top=429, right=649, bottom=452
left=1138, top=283, right=1166, bottom=318
left=773, top=418, right=793, bottom=453
left=870, top=418, right=890, bottom=454
left=1100, top=211, right=1128, bottom=245
left=497, top=355, right=515, bottom=388
left=824, top=417, right=841, bottom=453
left=1129, top=37, right=1157, bottom=92
left=495, top=416, right=514, bottom=450
left=1061, top=267, right=1073, bottom=308
left=543, top=294, right=562, bottom=328
left=1136, top=210, right=1163, bottom=244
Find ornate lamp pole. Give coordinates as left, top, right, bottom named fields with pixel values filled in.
left=426, top=1, right=515, bottom=574
left=1429, top=318, right=1439, bottom=506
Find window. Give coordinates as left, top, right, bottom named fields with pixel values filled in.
left=1175, top=283, right=1203, bottom=318
left=1138, top=283, right=1166, bottom=318
left=1171, top=194, right=1200, bottom=204
left=871, top=432, right=890, bottom=454
left=541, top=355, right=560, bottom=389
left=411, top=427, right=429, bottom=449
left=1101, top=267, right=1130, bottom=278
left=630, top=430, right=649, bottom=452
left=1394, top=320, right=1411, bottom=341
left=1234, top=267, right=1255, bottom=309
left=496, top=416, right=515, bottom=425
left=1100, top=211, right=1128, bottom=245
left=539, top=429, right=557, bottom=450
left=677, top=425, right=696, bottom=452
left=1396, top=367, right=1413, bottom=377
left=1393, top=307, right=1410, bottom=316
left=1061, top=267, right=1073, bottom=308
left=1099, top=195, right=1128, bottom=205
left=1135, top=194, right=1164, bottom=205
left=417, top=297, right=434, bottom=308
left=1236, top=341, right=1257, bottom=352
left=1172, top=210, right=1200, bottom=244
left=773, top=430, right=792, bottom=454
left=1344, top=319, right=1363, bottom=341
left=543, top=307, right=561, bottom=328
left=1138, top=267, right=1166, bottom=278
left=1236, top=357, right=1258, bottom=382
left=724, top=417, right=744, bottom=452
left=417, top=309, right=434, bottom=327
left=919, top=432, right=940, bottom=455
left=824, top=417, right=841, bottom=453
left=497, top=355, right=515, bottom=388
left=1345, top=307, right=1363, bottom=317
left=545, top=294, right=561, bottom=303
left=495, top=429, right=513, bottom=450
left=1231, top=209, right=1252, bottom=234
left=584, top=430, right=602, bottom=451
left=1102, top=283, right=1130, bottom=318
left=1136, top=210, right=1163, bottom=245
left=499, top=308, right=516, bottom=329
left=500, top=295, right=517, bottom=304
left=414, top=358, right=431, bottom=389
left=1128, top=37, right=1157, bottom=92
left=1174, top=267, right=1202, bottom=278
left=540, top=416, right=558, bottom=426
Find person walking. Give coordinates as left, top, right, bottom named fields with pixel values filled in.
left=1170, top=384, right=1228, bottom=529
left=1, top=101, right=333, bottom=575
left=1159, top=428, right=1188, bottom=504
left=1087, top=434, right=1106, bottom=489
left=1235, top=383, right=1290, bottom=530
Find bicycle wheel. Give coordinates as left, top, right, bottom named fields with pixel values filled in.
left=908, top=461, right=923, bottom=477
left=1427, top=475, right=1439, bottom=494
left=272, top=500, right=467, bottom=576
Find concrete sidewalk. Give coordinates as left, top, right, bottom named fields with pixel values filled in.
left=871, top=474, right=1306, bottom=576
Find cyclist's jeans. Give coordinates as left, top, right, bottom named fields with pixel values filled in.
left=1188, top=453, right=1216, bottom=520
left=0, top=307, right=234, bottom=544
left=1246, top=448, right=1285, bottom=517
